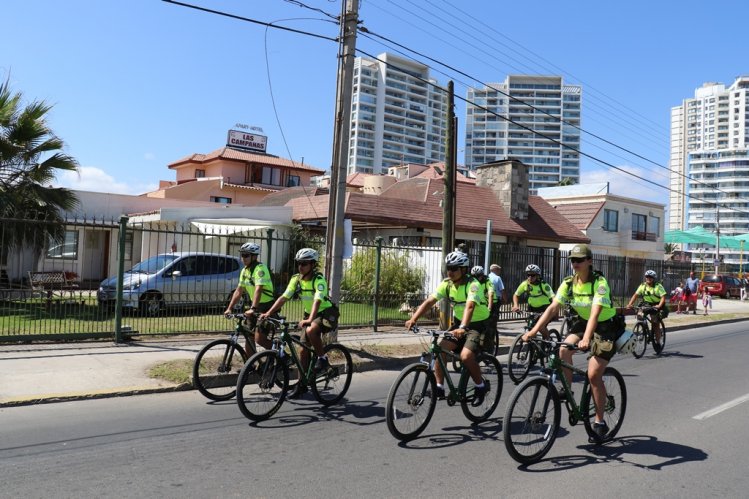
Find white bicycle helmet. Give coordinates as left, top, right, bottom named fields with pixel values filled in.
left=295, top=248, right=319, bottom=262
left=445, top=251, right=470, bottom=267
left=525, top=264, right=541, bottom=275
left=645, top=269, right=657, bottom=279
left=239, top=242, right=261, bottom=255
left=471, top=265, right=484, bottom=276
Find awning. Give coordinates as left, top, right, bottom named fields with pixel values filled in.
left=190, top=219, right=271, bottom=236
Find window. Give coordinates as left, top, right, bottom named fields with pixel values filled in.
left=603, top=209, right=618, bottom=231
left=631, top=213, right=650, bottom=241
left=287, top=175, right=300, bottom=187
left=46, top=230, right=79, bottom=259
left=651, top=216, right=660, bottom=237
left=262, top=166, right=281, bottom=185
left=195, top=169, right=205, bottom=178
left=210, top=196, right=232, bottom=204
left=124, top=231, right=133, bottom=261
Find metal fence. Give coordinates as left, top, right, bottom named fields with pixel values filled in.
left=0, top=213, right=692, bottom=342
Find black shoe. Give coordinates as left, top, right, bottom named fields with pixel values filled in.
left=314, top=356, right=329, bottom=372
left=287, top=384, right=308, bottom=399
left=592, top=421, right=609, bottom=439
left=558, top=388, right=573, bottom=402
left=434, top=386, right=446, bottom=400
left=472, top=380, right=489, bottom=407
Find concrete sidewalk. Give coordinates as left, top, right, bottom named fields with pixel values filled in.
left=1, top=298, right=748, bottom=407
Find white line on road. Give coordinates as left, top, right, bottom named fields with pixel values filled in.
left=693, top=393, right=749, bottom=420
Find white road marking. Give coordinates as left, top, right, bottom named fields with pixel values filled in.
left=693, top=393, right=749, bottom=420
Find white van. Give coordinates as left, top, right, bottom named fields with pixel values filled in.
left=97, top=252, right=242, bottom=316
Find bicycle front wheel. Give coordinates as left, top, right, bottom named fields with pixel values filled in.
left=459, top=353, right=503, bottom=423
left=236, top=351, right=288, bottom=422
left=631, top=323, right=647, bottom=358
left=652, top=317, right=666, bottom=355
left=386, top=363, right=437, bottom=441
left=507, top=335, right=533, bottom=384
left=582, top=366, right=627, bottom=444
left=311, top=343, right=353, bottom=406
left=503, top=376, right=561, bottom=464
left=193, top=339, right=248, bottom=401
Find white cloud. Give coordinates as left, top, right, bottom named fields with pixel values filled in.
left=582, top=164, right=670, bottom=206
left=54, top=166, right=158, bottom=195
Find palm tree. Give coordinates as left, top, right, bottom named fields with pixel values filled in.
left=664, top=243, right=677, bottom=256
left=0, top=79, right=79, bottom=259
left=558, top=177, right=577, bottom=186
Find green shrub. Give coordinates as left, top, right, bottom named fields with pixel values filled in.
left=342, top=247, right=425, bottom=296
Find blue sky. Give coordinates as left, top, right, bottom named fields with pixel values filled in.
left=3, top=0, right=747, bottom=207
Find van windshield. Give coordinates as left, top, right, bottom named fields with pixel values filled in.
left=129, top=255, right=179, bottom=274
left=702, top=275, right=721, bottom=283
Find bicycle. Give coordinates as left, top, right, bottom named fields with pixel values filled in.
left=507, top=312, right=562, bottom=384
left=503, top=338, right=627, bottom=464
left=236, top=316, right=353, bottom=422
left=385, top=326, right=503, bottom=441
left=631, top=304, right=667, bottom=358
left=193, top=313, right=257, bottom=401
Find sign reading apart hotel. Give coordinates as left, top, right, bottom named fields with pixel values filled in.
left=227, top=129, right=267, bottom=153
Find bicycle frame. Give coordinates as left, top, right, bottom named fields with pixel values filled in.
left=418, top=329, right=478, bottom=405
left=225, top=313, right=258, bottom=351
left=536, top=341, right=594, bottom=425
left=262, top=317, right=328, bottom=390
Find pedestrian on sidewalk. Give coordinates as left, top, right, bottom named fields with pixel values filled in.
left=488, top=264, right=506, bottom=315
left=671, top=282, right=685, bottom=314
left=702, top=289, right=712, bottom=315
left=685, top=271, right=700, bottom=314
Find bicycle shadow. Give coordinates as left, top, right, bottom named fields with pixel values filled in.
left=395, top=418, right=504, bottom=449
left=652, top=351, right=703, bottom=359
left=515, top=434, right=707, bottom=471
left=247, top=399, right=385, bottom=428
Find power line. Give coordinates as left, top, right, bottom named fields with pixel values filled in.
left=162, top=0, right=338, bottom=42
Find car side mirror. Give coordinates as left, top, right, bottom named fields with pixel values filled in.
left=171, top=270, right=182, bottom=279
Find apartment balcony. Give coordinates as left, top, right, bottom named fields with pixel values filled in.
left=631, top=230, right=657, bottom=242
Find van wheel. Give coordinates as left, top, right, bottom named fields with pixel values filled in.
left=140, top=293, right=163, bottom=316
left=725, top=290, right=731, bottom=299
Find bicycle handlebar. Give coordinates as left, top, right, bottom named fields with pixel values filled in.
left=409, top=325, right=457, bottom=342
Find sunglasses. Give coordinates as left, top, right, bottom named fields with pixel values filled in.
left=446, top=265, right=461, bottom=272
left=527, top=274, right=538, bottom=278
left=297, top=261, right=313, bottom=266
left=240, top=253, right=252, bottom=258
left=570, top=257, right=587, bottom=264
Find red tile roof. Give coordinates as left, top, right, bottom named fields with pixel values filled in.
left=281, top=177, right=588, bottom=243
left=550, top=202, right=605, bottom=230
left=168, top=147, right=325, bottom=173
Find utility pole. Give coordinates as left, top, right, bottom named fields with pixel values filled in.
left=325, top=0, right=358, bottom=302
left=440, top=81, right=456, bottom=329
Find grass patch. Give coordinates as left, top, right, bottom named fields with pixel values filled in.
left=352, top=343, right=425, bottom=358
left=148, top=359, right=193, bottom=385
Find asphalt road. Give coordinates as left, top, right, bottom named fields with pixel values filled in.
left=2, top=322, right=748, bottom=498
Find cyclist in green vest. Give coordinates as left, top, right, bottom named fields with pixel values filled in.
left=471, top=265, right=495, bottom=310
left=625, top=269, right=667, bottom=344
left=260, top=248, right=339, bottom=374
left=406, top=251, right=493, bottom=406
left=511, top=264, right=554, bottom=337
left=522, top=244, right=623, bottom=439
left=224, top=242, right=275, bottom=350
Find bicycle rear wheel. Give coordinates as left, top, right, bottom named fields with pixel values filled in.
left=547, top=328, right=561, bottom=343
left=652, top=318, right=666, bottom=355
left=193, top=339, right=248, bottom=401
left=386, top=363, right=437, bottom=441
left=311, top=343, right=353, bottom=406
left=459, top=353, right=503, bottom=423
left=236, top=351, right=287, bottom=422
left=631, top=323, right=647, bottom=358
left=503, top=377, right=561, bottom=464
left=582, top=366, right=627, bottom=444
left=507, top=335, right=533, bottom=384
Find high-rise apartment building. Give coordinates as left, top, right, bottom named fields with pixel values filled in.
left=669, top=77, right=749, bottom=267
left=347, top=53, right=448, bottom=175
left=465, top=75, right=581, bottom=193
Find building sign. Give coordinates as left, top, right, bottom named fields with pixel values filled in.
left=227, top=129, right=267, bottom=153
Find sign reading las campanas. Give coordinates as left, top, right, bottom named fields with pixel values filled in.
left=227, top=129, right=267, bottom=153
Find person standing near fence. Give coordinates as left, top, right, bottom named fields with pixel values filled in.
left=488, top=264, right=506, bottom=316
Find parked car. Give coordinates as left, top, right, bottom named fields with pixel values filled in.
left=698, top=274, right=743, bottom=299
left=97, top=252, right=242, bottom=316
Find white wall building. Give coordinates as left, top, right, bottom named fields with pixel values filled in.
left=669, top=77, right=749, bottom=268
left=465, top=75, right=581, bottom=193
left=348, top=53, right=448, bottom=174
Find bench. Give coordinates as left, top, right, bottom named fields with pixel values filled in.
left=28, top=271, right=80, bottom=306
